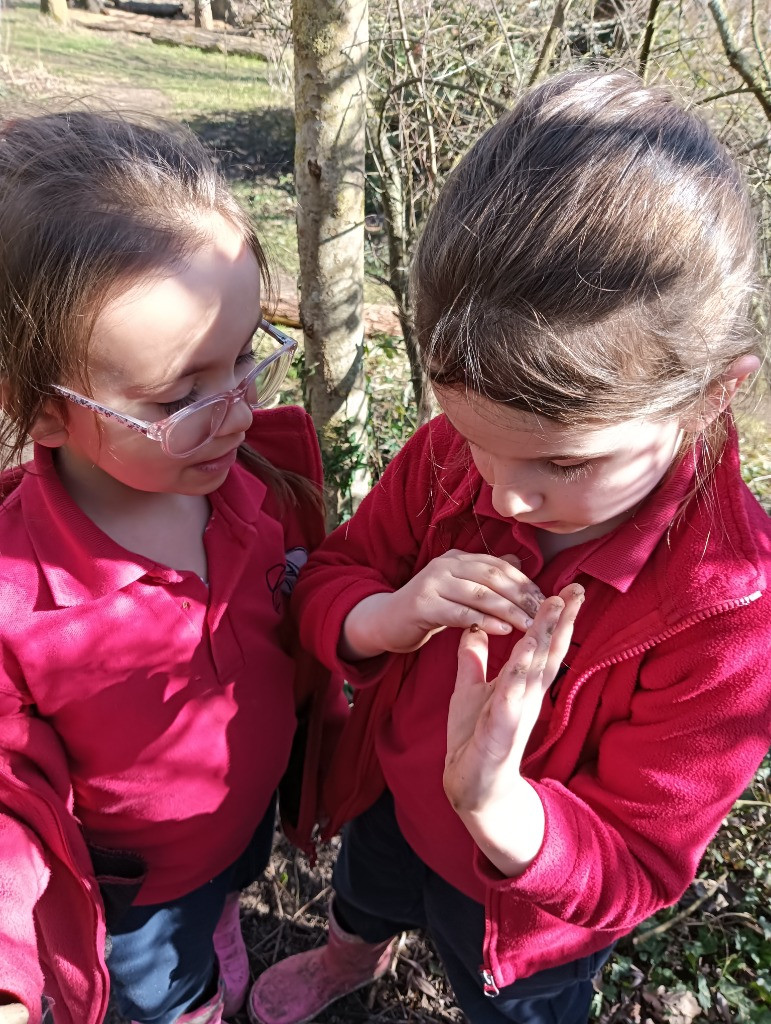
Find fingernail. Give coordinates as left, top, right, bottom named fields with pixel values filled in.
left=501, top=623, right=512, bottom=633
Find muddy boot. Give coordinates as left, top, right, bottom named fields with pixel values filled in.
left=213, top=892, right=250, bottom=1016
left=247, top=902, right=395, bottom=1024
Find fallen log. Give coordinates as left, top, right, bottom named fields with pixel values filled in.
left=148, top=23, right=272, bottom=58
left=110, top=0, right=183, bottom=17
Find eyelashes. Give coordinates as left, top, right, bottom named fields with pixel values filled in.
left=159, top=351, right=256, bottom=416
left=467, top=441, right=594, bottom=482
left=547, top=461, right=592, bottom=481
left=161, top=389, right=200, bottom=416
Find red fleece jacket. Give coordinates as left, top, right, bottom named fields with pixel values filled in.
left=293, top=415, right=771, bottom=990
left=0, top=406, right=345, bottom=1024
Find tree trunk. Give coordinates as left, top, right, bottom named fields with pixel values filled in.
left=40, top=0, right=69, bottom=23
left=293, top=0, right=369, bottom=526
left=194, top=0, right=214, bottom=31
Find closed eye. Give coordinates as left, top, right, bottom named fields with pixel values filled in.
left=160, top=350, right=255, bottom=415
left=161, top=388, right=200, bottom=416
left=547, top=460, right=592, bottom=481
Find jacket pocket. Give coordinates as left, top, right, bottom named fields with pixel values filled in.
left=87, top=843, right=147, bottom=931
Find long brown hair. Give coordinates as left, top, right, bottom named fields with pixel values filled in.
left=412, top=70, right=762, bottom=473
left=0, top=109, right=319, bottom=511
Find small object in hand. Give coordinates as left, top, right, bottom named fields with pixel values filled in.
left=469, top=623, right=480, bottom=633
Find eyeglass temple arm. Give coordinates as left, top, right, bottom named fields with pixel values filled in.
left=51, top=385, right=156, bottom=437
left=259, top=318, right=296, bottom=349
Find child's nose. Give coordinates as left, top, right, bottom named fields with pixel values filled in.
left=216, top=393, right=254, bottom=437
left=491, top=483, right=543, bottom=519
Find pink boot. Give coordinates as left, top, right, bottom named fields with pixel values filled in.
left=247, top=902, right=395, bottom=1024
left=131, top=976, right=225, bottom=1024
left=176, top=978, right=225, bottom=1024
left=213, top=892, right=250, bottom=1016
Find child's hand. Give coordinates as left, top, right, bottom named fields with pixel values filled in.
left=0, top=1004, right=28, bottom=1024
left=340, top=550, right=545, bottom=659
left=443, top=584, right=584, bottom=875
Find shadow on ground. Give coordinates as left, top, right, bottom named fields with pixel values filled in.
left=186, top=107, right=295, bottom=185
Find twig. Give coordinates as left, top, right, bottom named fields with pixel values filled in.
left=270, top=919, right=285, bottom=962
left=633, top=872, right=728, bottom=945
left=713, top=911, right=766, bottom=935
left=271, top=877, right=286, bottom=918
left=751, top=0, right=771, bottom=87
left=527, top=0, right=576, bottom=88
left=638, top=0, right=662, bottom=82
left=489, top=0, right=517, bottom=72
left=395, top=0, right=437, bottom=182
left=695, top=86, right=758, bottom=106
left=290, top=884, right=332, bottom=921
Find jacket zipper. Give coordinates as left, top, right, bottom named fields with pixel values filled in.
left=480, top=589, right=762, bottom=992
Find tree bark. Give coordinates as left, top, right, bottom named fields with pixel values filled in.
left=40, top=0, right=69, bottom=23
left=294, top=0, right=369, bottom=525
left=194, top=0, right=214, bottom=31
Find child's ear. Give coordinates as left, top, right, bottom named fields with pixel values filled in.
left=0, top=378, right=70, bottom=447
left=29, top=405, right=70, bottom=448
left=683, top=355, right=761, bottom=430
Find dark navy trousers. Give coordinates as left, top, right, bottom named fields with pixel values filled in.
left=105, top=796, right=276, bottom=1024
left=333, top=790, right=613, bottom=1024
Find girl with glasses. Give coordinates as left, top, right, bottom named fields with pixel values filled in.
left=249, top=70, right=771, bottom=1024
left=0, top=111, right=343, bottom=1024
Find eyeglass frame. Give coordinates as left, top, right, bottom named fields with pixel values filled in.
left=50, top=318, right=297, bottom=458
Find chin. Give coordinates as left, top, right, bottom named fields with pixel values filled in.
left=186, top=476, right=229, bottom=495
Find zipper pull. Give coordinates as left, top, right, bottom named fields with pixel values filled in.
left=480, top=968, right=499, bottom=997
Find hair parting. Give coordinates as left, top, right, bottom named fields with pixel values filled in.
left=411, top=69, right=763, bottom=477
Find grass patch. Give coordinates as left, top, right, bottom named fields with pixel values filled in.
left=0, top=2, right=392, bottom=305
left=0, top=1, right=283, bottom=115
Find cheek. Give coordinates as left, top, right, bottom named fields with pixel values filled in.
left=584, top=457, right=668, bottom=515
left=469, top=446, right=494, bottom=483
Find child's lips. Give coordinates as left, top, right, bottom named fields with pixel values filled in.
left=192, top=447, right=239, bottom=472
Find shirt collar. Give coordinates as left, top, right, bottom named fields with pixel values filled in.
left=22, top=446, right=156, bottom=606
left=21, top=446, right=267, bottom=607
left=473, top=451, right=697, bottom=593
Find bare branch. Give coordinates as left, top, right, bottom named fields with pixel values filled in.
left=489, top=0, right=518, bottom=73
left=638, top=0, right=663, bottom=82
left=527, top=0, right=576, bottom=88
left=395, top=0, right=438, bottom=181
left=751, top=0, right=771, bottom=87
left=706, top=0, right=771, bottom=123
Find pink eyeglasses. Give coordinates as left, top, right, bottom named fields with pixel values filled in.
left=52, top=319, right=297, bottom=457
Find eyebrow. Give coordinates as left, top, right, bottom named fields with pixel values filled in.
left=464, top=437, right=611, bottom=461
left=127, top=317, right=263, bottom=394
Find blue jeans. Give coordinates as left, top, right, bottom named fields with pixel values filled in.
left=333, top=790, right=613, bottom=1024
left=105, top=796, right=276, bottom=1024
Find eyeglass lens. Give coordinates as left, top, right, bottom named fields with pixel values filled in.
left=166, top=403, right=226, bottom=456
left=164, top=343, right=295, bottom=456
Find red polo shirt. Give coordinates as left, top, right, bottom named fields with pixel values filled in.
left=0, top=445, right=297, bottom=903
